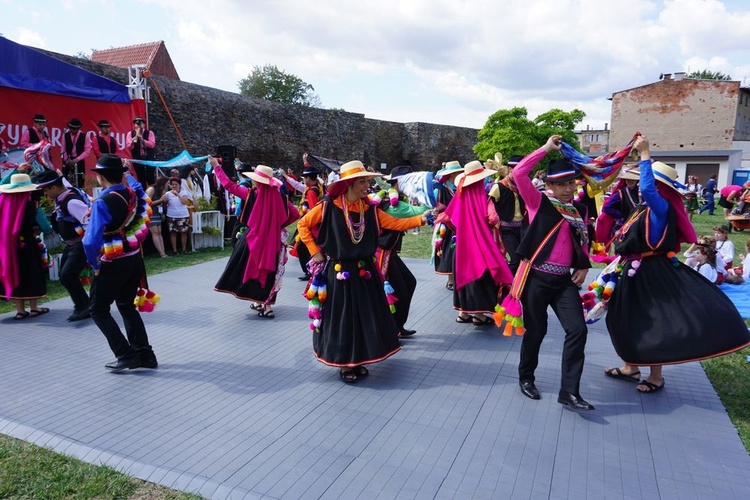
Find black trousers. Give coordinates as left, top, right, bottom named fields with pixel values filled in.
left=500, top=226, right=522, bottom=275
left=518, top=269, right=588, bottom=395
left=89, top=253, right=150, bottom=358
left=387, top=253, right=417, bottom=332
left=295, top=237, right=312, bottom=275
left=59, top=241, right=90, bottom=312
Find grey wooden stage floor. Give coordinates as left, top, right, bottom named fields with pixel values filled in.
left=1, top=257, right=749, bottom=499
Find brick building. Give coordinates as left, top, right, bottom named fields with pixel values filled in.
left=576, top=124, right=610, bottom=154
left=609, top=72, right=750, bottom=187
left=91, top=41, right=180, bottom=80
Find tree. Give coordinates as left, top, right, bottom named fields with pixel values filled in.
left=473, top=107, right=585, bottom=162
left=238, top=64, right=321, bottom=107
left=687, top=70, right=732, bottom=81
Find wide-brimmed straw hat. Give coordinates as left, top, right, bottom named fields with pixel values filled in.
left=435, top=160, right=463, bottom=179
left=455, top=160, right=495, bottom=188
left=652, top=161, right=686, bottom=191
left=327, top=160, right=381, bottom=191
left=618, top=166, right=640, bottom=181
left=241, top=165, right=282, bottom=187
left=0, top=173, right=39, bottom=193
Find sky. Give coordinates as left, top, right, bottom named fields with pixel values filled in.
left=4, top=0, right=750, bottom=131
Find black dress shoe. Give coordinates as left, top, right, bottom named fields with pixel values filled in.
left=137, top=346, right=158, bottom=369
left=67, top=309, right=91, bottom=322
left=105, top=355, right=141, bottom=372
left=519, top=381, right=540, bottom=400
left=558, top=392, right=595, bottom=411
left=400, top=329, right=417, bottom=337
left=298, top=274, right=311, bottom=281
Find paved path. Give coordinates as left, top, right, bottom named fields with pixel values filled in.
left=1, top=257, right=749, bottom=499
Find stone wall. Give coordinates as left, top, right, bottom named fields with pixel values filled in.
left=48, top=50, right=479, bottom=172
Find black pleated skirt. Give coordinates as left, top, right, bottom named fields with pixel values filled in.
left=435, top=227, right=456, bottom=275
left=214, top=235, right=276, bottom=303
left=314, top=258, right=401, bottom=367
left=452, top=270, right=500, bottom=314
left=606, top=256, right=750, bottom=365
left=0, top=244, right=46, bottom=300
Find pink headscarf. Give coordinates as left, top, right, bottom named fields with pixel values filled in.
left=0, top=192, right=30, bottom=298
left=444, top=181, right=513, bottom=290
left=242, top=182, right=289, bottom=287
left=657, top=182, right=697, bottom=251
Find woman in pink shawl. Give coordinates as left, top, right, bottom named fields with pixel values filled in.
left=212, top=160, right=299, bottom=318
left=0, top=173, right=50, bottom=319
left=440, top=160, right=513, bottom=326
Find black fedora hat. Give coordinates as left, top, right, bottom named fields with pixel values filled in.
left=546, top=158, right=581, bottom=183
left=384, top=165, right=413, bottom=183
left=133, top=116, right=145, bottom=123
left=507, top=155, right=524, bottom=167
left=236, top=162, right=254, bottom=173
left=91, top=153, right=127, bottom=172
left=33, top=114, right=47, bottom=123
left=67, top=118, right=82, bottom=129
left=301, top=166, right=319, bottom=177
left=97, top=119, right=111, bottom=128
left=34, top=170, right=65, bottom=187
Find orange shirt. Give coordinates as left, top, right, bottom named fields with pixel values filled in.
left=297, top=197, right=423, bottom=256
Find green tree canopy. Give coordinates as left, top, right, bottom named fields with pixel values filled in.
left=473, top=107, right=585, bottom=163
left=238, top=64, right=321, bottom=107
left=687, top=70, right=732, bottom=81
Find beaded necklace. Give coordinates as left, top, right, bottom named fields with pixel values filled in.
left=341, top=195, right=366, bottom=244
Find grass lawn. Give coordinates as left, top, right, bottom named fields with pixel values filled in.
left=1, top=212, right=748, bottom=498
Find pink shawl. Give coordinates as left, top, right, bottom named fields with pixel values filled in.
left=444, top=181, right=513, bottom=290
left=242, top=183, right=289, bottom=287
left=0, top=192, right=30, bottom=298
left=658, top=183, right=697, bottom=251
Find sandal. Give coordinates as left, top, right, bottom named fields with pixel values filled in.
left=446, top=283, right=454, bottom=291
left=354, top=366, right=369, bottom=378
left=28, top=308, right=50, bottom=318
left=637, top=379, right=665, bottom=394
left=339, top=369, right=359, bottom=383
left=249, top=302, right=263, bottom=311
left=455, top=315, right=473, bottom=323
left=604, top=367, right=641, bottom=383
left=472, top=315, right=494, bottom=326
left=258, top=309, right=275, bottom=319
left=13, top=311, right=30, bottom=320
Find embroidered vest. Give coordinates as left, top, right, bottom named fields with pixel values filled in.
left=516, top=196, right=591, bottom=269
left=100, top=185, right=151, bottom=259
left=96, top=134, right=117, bottom=155
left=64, top=132, right=86, bottom=164
left=614, top=204, right=676, bottom=256
left=55, top=188, right=88, bottom=242
left=493, top=181, right=527, bottom=223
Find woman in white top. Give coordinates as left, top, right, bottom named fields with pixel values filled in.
left=163, top=177, right=191, bottom=254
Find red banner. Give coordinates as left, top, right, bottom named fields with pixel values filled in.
left=0, top=87, right=146, bottom=176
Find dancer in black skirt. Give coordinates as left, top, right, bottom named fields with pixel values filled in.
left=433, top=161, right=463, bottom=290
left=0, top=173, right=50, bottom=320
left=604, top=136, right=750, bottom=393
left=439, top=161, right=513, bottom=326
left=213, top=159, right=299, bottom=318
left=297, top=160, right=429, bottom=383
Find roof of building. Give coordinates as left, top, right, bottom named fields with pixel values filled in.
left=91, top=41, right=180, bottom=80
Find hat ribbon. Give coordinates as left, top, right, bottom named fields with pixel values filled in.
left=8, top=179, right=32, bottom=189
left=340, top=166, right=367, bottom=179
left=653, top=169, right=686, bottom=190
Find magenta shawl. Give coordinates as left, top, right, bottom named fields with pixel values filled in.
left=242, top=183, right=290, bottom=287
left=0, top=192, right=30, bottom=298
left=444, top=181, right=513, bottom=290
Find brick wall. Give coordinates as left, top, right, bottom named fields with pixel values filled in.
left=610, top=78, right=740, bottom=151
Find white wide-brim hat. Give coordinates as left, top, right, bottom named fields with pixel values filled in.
left=242, top=165, right=282, bottom=187
left=455, top=160, right=495, bottom=188
left=618, top=166, right=640, bottom=181
left=0, top=173, right=39, bottom=193
left=652, top=161, right=686, bottom=191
